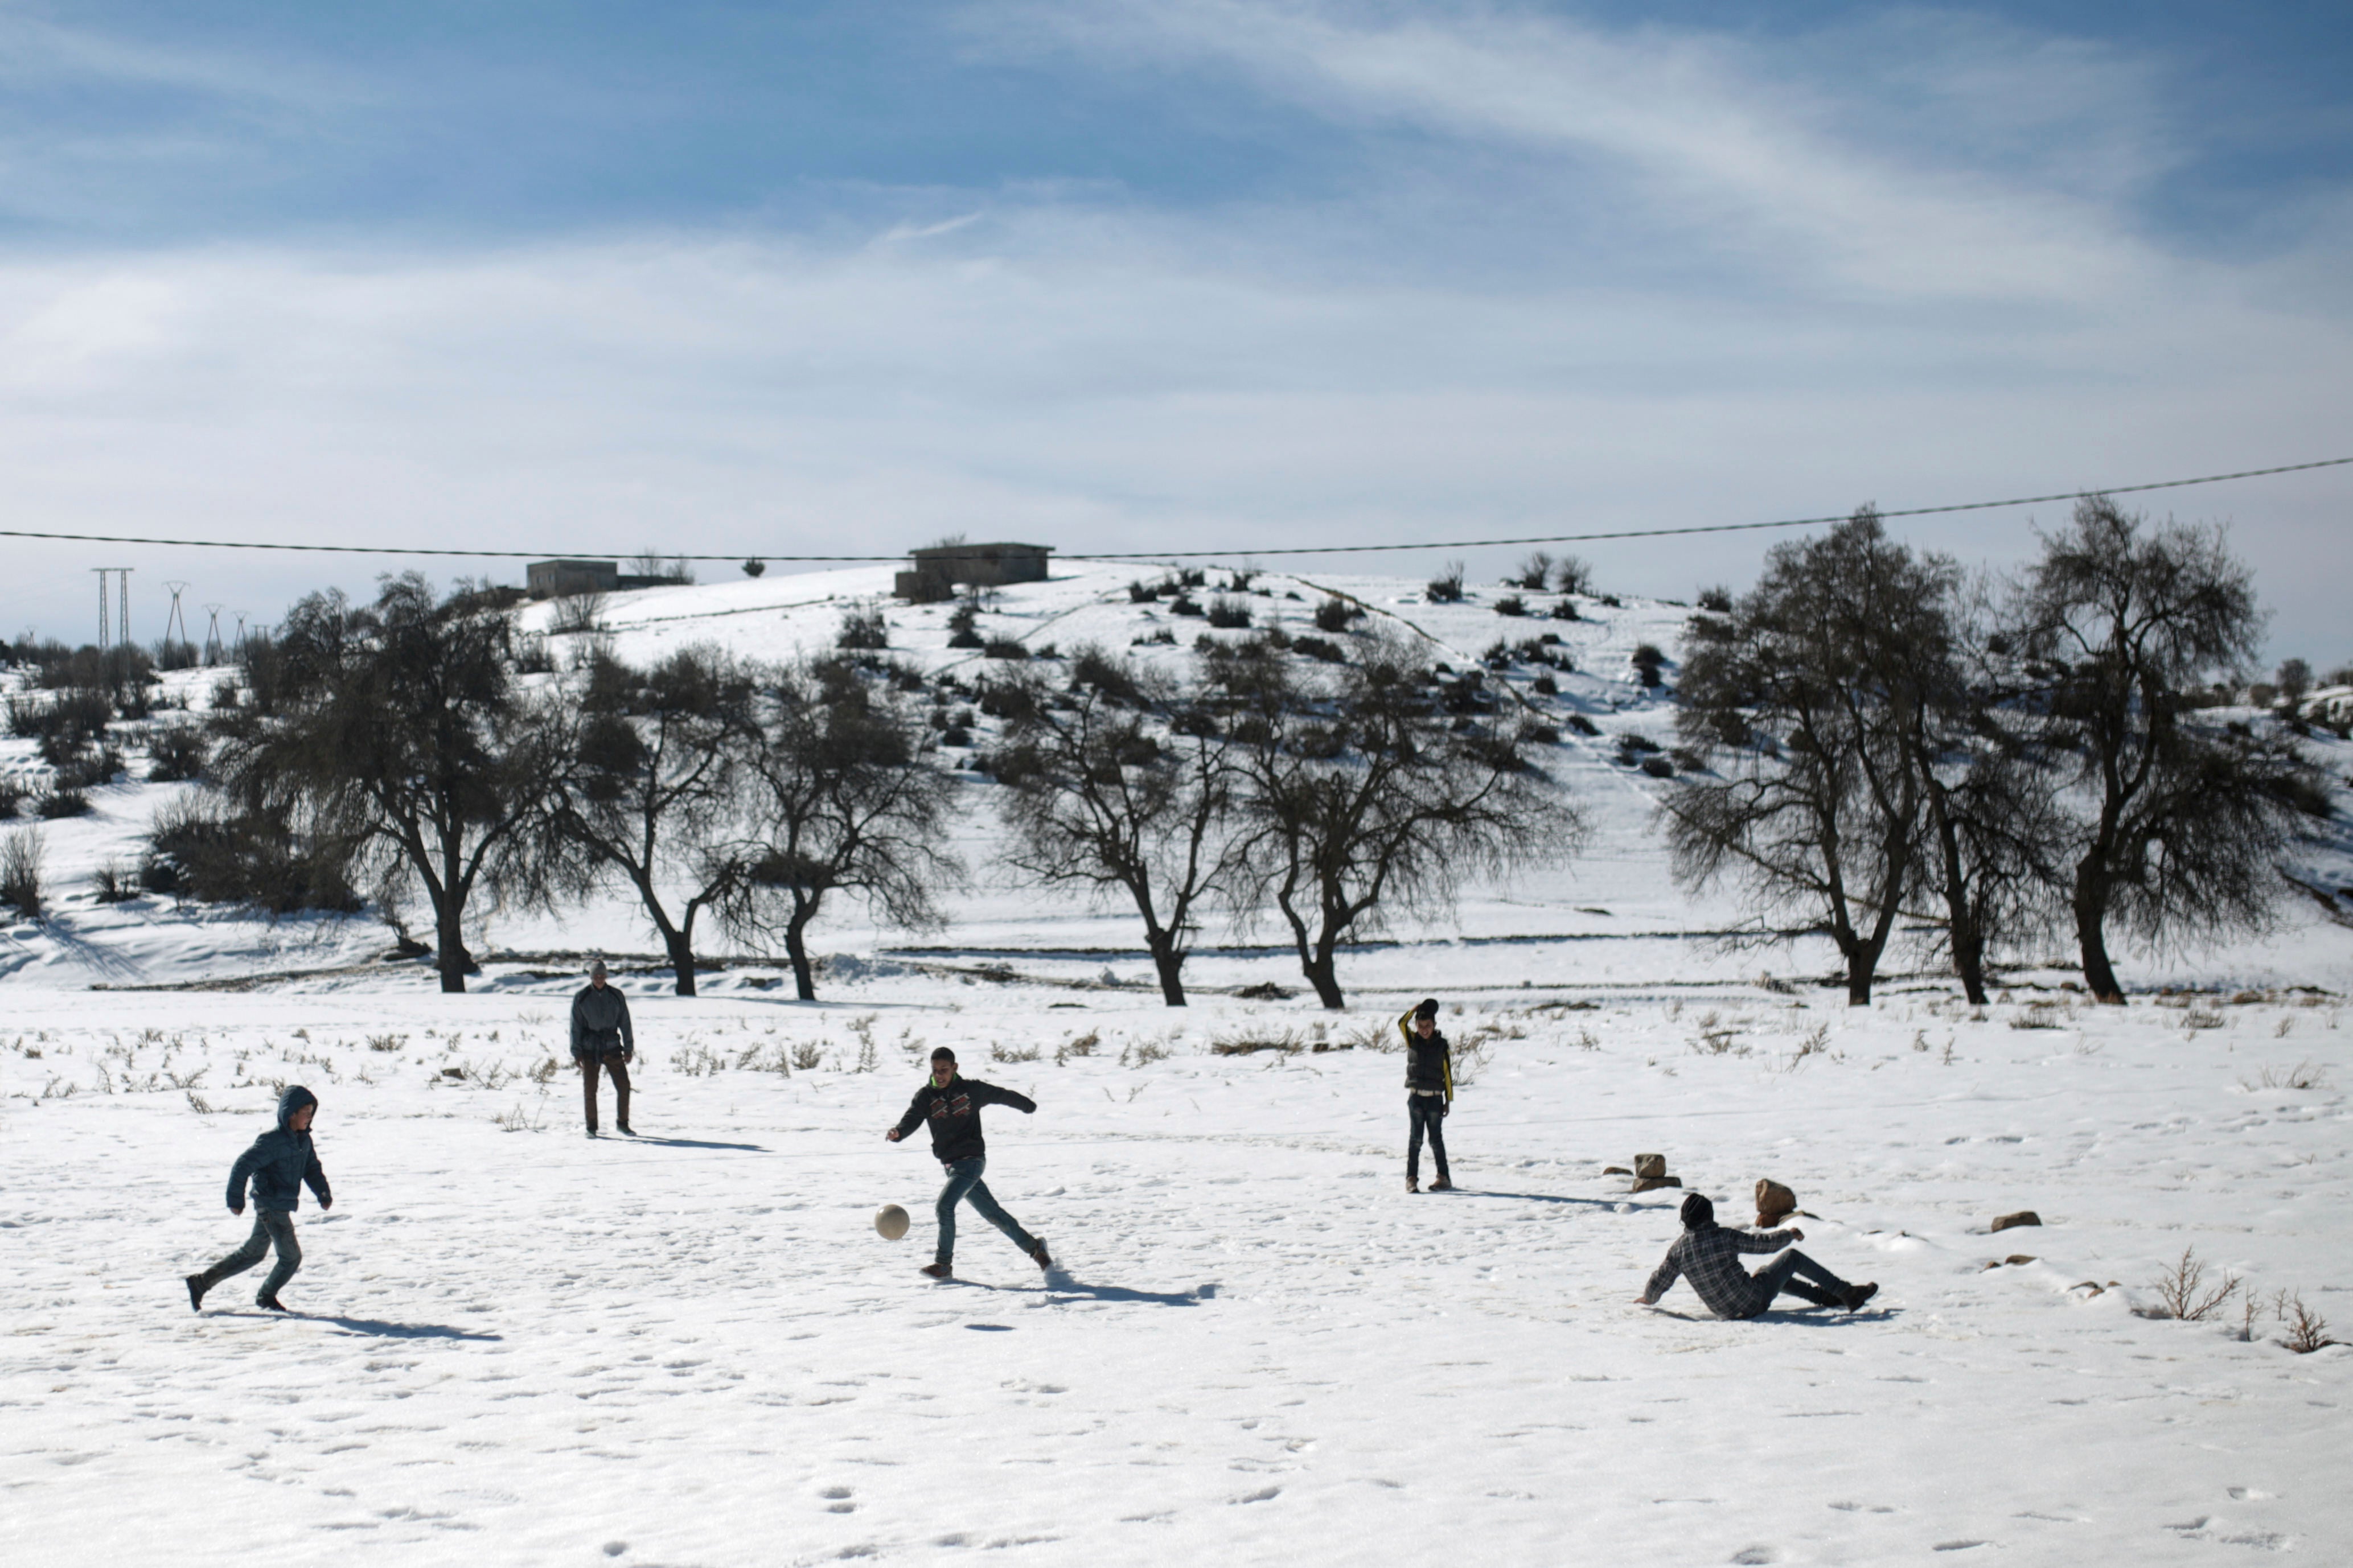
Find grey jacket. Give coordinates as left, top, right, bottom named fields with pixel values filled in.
left=227, top=1085, right=331, bottom=1214
left=571, top=982, right=635, bottom=1060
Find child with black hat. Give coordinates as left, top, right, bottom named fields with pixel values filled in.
left=1396, top=997, right=1453, bottom=1192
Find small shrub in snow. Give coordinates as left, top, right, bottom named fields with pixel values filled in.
left=1493, top=594, right=1527, bottom=618
left=1425, top=563, right=1465, bottom=603
left=836, top=604, right=890, bottom=651
left=1631, top=643, right=1666, bottom=688
left=147, top=726, right=209, bottom=783
left=1510, top=553, right=1554, bottom=591
left=1531, top=673, right=1558, bottom=695
left=2243, top=1060, right=2327, bottom=1090
left=548, top=590, right=606, bottom=635
left=1206, top=596, right=1254, bottom=629
left=1292, top=636, right=1346, bottom=664
left=1553, top=555, right=1594, bottom=596
left=35, top=788, right=91, bottom=818
left=982, top=636, right=1028, bottom=660
left=89, top=861, right=138, bottom=904
left=1549, top=598, right=1580, bottom=622
left=1312, top=596, right=1354, bottom=633
left=2276, top=1290, right=2338, bottom=1353
left=1, top=826, right=46, bottom=917
left=2144, top=1247, right=2239, bottom=1322
left=1168, top=594, right=1205, bottom=618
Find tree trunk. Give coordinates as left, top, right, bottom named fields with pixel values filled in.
left=664, top=929, right=698, bottom=998
left=1302, top=935, right=1345, bottom=1010
left=785, top=908, right=818, bottom=1002
left=435, top=900, right=470, bottom=994
left=1844, top=951, right=1873, bottom=1007
left=1924, top=792, right=1989, bottom=1005
left=1951, top=920, right=1989, bottom=1006
left=1145, top=929, right=1188, bottom=1006
left=2073, top=878, right=2125, bottom=1004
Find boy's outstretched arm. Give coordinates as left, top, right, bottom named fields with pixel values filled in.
left=306, top=1149, right=332, bottom=1211
left=885, top=1090, right=929, bottom=1142
left=1635, top=1250, right=1681, bottom=1307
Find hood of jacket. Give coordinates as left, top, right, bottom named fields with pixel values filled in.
left=277, top=1084, right=318, bottom=1133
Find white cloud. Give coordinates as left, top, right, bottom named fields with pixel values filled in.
left=0, top=4, right=2344, bottom=660
left=969, top=0, right=2180, bottom=302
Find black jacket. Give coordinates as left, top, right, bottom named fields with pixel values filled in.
left=893, top=1076, right=1036, bottom=1164
left=227, top=1085, right=331, bottom=1214
left=1396, top=1007, right=1453, bottom=1103
left=571, top=983, right=635, bottom=1060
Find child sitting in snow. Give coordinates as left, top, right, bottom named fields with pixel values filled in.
left=1636, top=1192, right=1877, bottom=1318
left=184, top=1085, right=332, bottom=1314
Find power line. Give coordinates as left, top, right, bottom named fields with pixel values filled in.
left=0, top=455, right=2343, bottom=563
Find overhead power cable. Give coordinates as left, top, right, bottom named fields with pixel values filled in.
left=0, top=455, right=2342, bottom=563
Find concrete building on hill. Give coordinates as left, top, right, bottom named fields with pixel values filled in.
left=895, top=541, right=1053, bottom=602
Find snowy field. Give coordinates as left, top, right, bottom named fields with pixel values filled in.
left=5, top=563, right=2351, bottom=1562
left=3, top=980, right=2350, bottom=1566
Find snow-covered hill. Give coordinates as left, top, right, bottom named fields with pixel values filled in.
left=4, top=558, right=2347, bottom=1001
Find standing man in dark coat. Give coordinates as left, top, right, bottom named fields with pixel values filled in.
left=571, top=959, right=635, bottom=1137
left=1396, top=997, right=1454, bottom=1192
left=886, top=1047, right=1050, bottom=1280
left=185, top=1084, right=331, bottom=1313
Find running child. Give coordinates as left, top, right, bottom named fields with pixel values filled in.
left=185, top=1085, right=331, bottom=1314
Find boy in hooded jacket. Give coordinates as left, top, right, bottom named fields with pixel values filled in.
left=186, top=1085, right=331, bottom=1313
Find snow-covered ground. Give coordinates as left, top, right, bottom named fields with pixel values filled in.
left=4, top=563, right=2351, bottom=1562
left=2, top=983, right=2348, bottom=1564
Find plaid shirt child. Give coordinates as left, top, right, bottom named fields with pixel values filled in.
left=1641, top=1225, right=1802, bottom=1320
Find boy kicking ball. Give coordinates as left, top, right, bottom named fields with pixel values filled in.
left=184, top=1085, right=332, bottom=1314
left=886, top=1047, right=1050, bottom=1281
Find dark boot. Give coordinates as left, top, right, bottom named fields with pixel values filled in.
left=258, top=1293, right=289, bottom=1312
left=1430, top=1176, right=1455, bottom=1192
left=1843, top=1282, right=1879, bottom=1312
left=186, top=1274, right=208, bottom=1313
left=1406, top=1176, right=1419, bottom=1193
left=920, top=1262, right=952, bottom=1279
left=1029, top=1240, right=1052, bottom=1272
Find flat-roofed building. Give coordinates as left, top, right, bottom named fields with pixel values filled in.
left=896, top=542, right=1053, bottom=601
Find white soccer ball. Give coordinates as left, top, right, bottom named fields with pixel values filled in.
left=874, top=1204, right=910, bottom=1241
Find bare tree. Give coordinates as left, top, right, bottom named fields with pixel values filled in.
left=545, top=647, right=757, bottom=997
left=2275, top=657, right=2312, bottom=716
left=991, top=648, right=1247, bottom=1005
left=2010, top=497, right=2306, bottom=1002
left=1664, top=511, right=1947, bottom=1005
left=217, top=575, right=556, bottom=992
left=722, top=657, right=964, bottom=1001
left=1219, top=631, right=1581, bottom=1009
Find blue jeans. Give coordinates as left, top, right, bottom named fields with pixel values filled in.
left=1407, top=1095, right=1449, bottom=1182
left=1746, top=1248, right=1850, bottom=1314
left=935, top=1156, right=1036, bottom=1267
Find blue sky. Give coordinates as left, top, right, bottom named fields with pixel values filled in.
left=1, top=1, right=2348, bottom=662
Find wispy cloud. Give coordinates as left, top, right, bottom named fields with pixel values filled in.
left=969, top=0, right=2183, bottom=301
